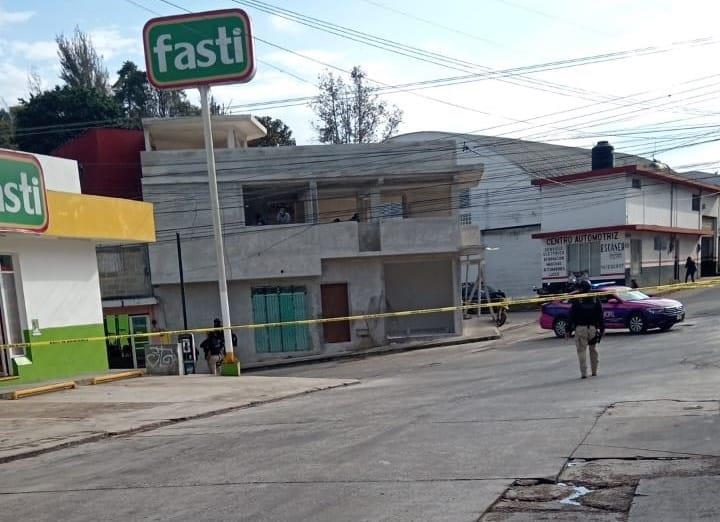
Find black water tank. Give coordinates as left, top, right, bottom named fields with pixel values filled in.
left=591, top=141, right=614, bottom=170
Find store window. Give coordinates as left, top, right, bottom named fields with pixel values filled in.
left=459, top=187, right=472, bottom=225
left=567, top=243, right=602, bottom=276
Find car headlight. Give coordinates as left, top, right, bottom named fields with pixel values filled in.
left=647, top=308, right=663, bottom=314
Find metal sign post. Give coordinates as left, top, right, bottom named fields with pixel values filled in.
left=143, top=9, right=256, bottom=373
left=199, top=85, right=235, bottom=363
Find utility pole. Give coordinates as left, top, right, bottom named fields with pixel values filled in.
left=176, top=232, right=188, bottom=331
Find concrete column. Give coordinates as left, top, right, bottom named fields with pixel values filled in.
left=143, top=130, right=152, bottom=151
left=220, top=182, right=245, bottom=229
left=309, top=181, right=319, bottom=224
left=452, top=256, right=463, bottom=335
left=369, top=179, right=384, bottom=222
left=227, top=129, right=237, bottom=149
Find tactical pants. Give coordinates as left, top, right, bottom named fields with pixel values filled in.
left=575, top=325, right=598, bottom=377
left=207, top=355, right=221, bottom=375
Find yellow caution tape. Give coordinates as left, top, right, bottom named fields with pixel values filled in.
left=1, top=277, right=718, bottom=351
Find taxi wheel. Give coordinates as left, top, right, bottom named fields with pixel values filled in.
left=553, top=317, right=569, bottom=338
left=628, top=313, right=647, bottom=334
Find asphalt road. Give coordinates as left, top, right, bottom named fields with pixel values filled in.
left=1, top=285, right=718, bottom=521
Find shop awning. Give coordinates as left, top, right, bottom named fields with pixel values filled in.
left=43, top=191, right=155, bottom=243
left=532, top=225, right=715, bottom=239
left=532, top=224, right=714, bottom=239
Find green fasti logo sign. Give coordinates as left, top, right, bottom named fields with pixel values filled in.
left=143, top=9, right=255, bottom=89
left=0, top=151, right=48, bottom=233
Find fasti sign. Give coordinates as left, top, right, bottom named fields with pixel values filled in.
left=143, top=9, right=255, bottom=89
left=0, top=151, right=48, bottom=233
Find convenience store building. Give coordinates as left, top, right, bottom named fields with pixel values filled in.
left=0, top=149, right=154, bottom=384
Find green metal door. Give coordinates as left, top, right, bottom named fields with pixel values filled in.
left=251, top=287, right=311, bottom=353
left=130, top=315, right=150, bottom=368
left=252, top=293, right=269, bottom=353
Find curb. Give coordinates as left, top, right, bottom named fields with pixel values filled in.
left=1, top=371, right=147, bottom=400
left=500, top=320, right=538, bottom=333
left=0, top=380, right=358, bottom=464
left=90, top=370, right=144, bottom=385
left=7, top=381, right=76, bottom=400
left=244, top=332, right=501, bottom=372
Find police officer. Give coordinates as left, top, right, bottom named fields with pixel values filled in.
left=566, top=280, right=605, bottom=379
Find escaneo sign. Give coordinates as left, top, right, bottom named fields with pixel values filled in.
left=143, top=9, right=255, bottom=89
left=0, top=151, right=48, bottom=233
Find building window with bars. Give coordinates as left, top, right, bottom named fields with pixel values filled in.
left=459, top=188, right=472, bottom=224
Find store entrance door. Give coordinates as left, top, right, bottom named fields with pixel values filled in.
left=700, top=236, right=716, bottom=277
left=105, top=314, right=150, bottom=369
left=0, top=255, right=24, bottom=377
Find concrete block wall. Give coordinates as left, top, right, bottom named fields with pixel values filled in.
left=153, top=277, right=323, bottom=365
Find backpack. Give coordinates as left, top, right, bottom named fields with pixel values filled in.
left=209, top=334, right=224, bottom=356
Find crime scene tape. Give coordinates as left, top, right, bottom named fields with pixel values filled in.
left=1, top=277, right=719, bottom=351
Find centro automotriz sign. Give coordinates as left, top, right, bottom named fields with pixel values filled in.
left=0, top=151, right=48, bottom=233
left=143, top=8, right=255, bottom=89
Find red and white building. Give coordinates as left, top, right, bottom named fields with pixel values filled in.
left=533, top=165, right=719, bottom=290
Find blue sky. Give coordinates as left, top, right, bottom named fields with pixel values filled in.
left=1, top=0, right=719, bottom=171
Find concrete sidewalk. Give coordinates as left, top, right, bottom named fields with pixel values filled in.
left=0, top=374, right=357, bottom=463
left=484, top=399, right=720, bottom=520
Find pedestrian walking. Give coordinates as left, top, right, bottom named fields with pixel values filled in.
left=200, top=328, right=223, bottom=375
left=200, top=318, right=238, bottom=375
left=566, top=280, right=605, bottom=379
left=684, top=256, right=697, bottom=283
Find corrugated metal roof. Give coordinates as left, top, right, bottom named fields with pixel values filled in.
left=389, top=131, right=653, bottom=180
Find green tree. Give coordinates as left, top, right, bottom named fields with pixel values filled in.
left=0, top=108, right=16, bottom=149
left=310, top=66, right=402, bottom=144
left=112, top=60, right=201, bottom=126
left=154, top=90, right=201, bottom=118
left=113, top=61, right=153, bottom=128
left=56, top=27, right=109, bottom=92
left=249, top=116, right=296, bottom=147
left=14, top=86, right=123, bottom=154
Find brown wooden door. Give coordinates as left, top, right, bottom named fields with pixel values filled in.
left=321, top=283, right=351, bottom=343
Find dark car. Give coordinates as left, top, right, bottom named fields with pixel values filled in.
left=462, top=283, right=506, bottom=315
left=539, top=286, right=685, bottom=337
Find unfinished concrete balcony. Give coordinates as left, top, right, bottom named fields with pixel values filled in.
left=149, top=217, right=479, bottom=284
left=319, top=217, right=466, bottom=258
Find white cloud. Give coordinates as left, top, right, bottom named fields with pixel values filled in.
left=263, top=49, right=344, bottom=73
left=89, top=27, right=143, bottom=61
left=0, top=62, right=32, bottom=105
left=10, top=40, right=56, bottom=60
left=268, top=14, right=304, bottom=33
left=0, top=8, right=34, bottom=25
